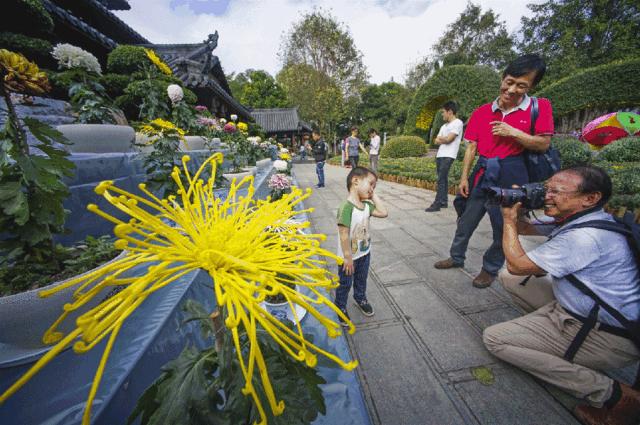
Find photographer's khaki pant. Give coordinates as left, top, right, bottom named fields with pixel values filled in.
left=483, top=270, right=639, bottom=406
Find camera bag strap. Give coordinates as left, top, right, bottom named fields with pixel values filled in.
left=554, top=216, right=640, bottom=388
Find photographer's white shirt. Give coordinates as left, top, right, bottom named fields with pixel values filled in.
left=528, top=209, right=640, bottom=327
left=436, top=118, right=464, bottom=158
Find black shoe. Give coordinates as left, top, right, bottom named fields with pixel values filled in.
left=440, top=203, right=448, bottom=208
left=425, top=204, right=440, bottom=212
left=355, top=299, right=374, bottom=316
left=338, top=308, right=351, bottom=327
left=315, top=184, right=324, bottom=188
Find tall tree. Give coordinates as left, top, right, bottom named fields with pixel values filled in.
left=357, top=82, right=412, bottom=136
left=404, top=56, right=440, bottom=92
left=278, top=8, right=368, bottom=99
left=432, top=2, right=516, bottom=70
left=276, top=63, right=344, bottom=138
left=519, top=0, right=640, bottom=83
left=227, top=70, right=289, bottom=108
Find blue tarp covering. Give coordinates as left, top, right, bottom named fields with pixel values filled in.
left=0, top=152, right=370, bottom=425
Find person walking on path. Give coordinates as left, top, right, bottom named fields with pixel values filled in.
left=433, top=54, right=554, bottom=289
left=484, top=165, right=640, bottom=425
left=346, top=127, right=365, bottom=168
left=368, top=129, right=381, bottom=173
left=311, top=129, right=327, bottom=188
left=335, top=167, right=388, bottom=326
left=425, top=101, right=463, bottom=212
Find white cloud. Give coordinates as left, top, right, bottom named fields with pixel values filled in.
left=115, top=0, right=541, bottom=84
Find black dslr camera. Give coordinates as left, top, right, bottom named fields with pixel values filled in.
left=485, top=182, right=546, bottom=210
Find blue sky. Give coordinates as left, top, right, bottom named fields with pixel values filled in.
left=116, top=0, right=541, bottom=84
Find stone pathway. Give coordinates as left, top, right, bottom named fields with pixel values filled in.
left=294, top=162, right=579, bottom=425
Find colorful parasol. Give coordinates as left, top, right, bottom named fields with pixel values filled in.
left=581, top=112, right=640, bottom=146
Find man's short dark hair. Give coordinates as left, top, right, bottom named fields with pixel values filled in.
left=347, top=166, right=376, bottom=191
left=312, top=129, right=320, bottom=136
left=562, top=165, right=612, bottom=207
left=442, top=101, right=458, bottom=115
left=503, top=54, right=546, bottom=87
left=351, top=126, right=359, bottom=133
left=369, top=128, right=377, bottom=135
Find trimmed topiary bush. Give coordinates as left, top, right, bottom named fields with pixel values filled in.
left=380, top=136, right=427, bottom=158
left=553, top=136, right=592, bottom=169
left=405, top=65, right=500, bottom=137
left=183, top=87, right=197, bottom=105
left=107, top=45, right=150, bottom=74
left=0, top=32, right=52, bottom=67
left=537, top=59, right=640, bottom=118
left=48, top=68, right=101, bottom=99
left=597, top=137, right=640, bottom=163
left=100, top=73, right=132, bottom=98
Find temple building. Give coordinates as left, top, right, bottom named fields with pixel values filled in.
left=36, top=0, right=250, bottom=119
left=251, top=108, right=313, bottom=145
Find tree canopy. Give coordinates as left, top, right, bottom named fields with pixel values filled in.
left=356, top=82, right=413, bottom=136
left=227, top=69, right=290, bottom=109
left=276, top=63, right=344, bottom=137
left=278, top=8, right=368, bottom=99
left=519, top=0, right=640, bottom=84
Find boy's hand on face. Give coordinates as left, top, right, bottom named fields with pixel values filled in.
left=342, top=257, right=354, bottom=275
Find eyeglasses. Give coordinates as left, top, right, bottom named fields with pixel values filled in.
left=543, top=186, right=581, bottom=197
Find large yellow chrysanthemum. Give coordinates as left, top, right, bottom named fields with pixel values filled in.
left=144, top=48, right=172, bottom=76
left=0, top=153, right=356, bottom=425
left=0, top=49, right=50, bottom=95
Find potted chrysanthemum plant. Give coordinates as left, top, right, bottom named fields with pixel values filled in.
left=0, top=152, right=357, bottom=425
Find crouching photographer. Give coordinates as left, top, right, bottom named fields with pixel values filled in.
left=482, top=165, right=640, bottom=425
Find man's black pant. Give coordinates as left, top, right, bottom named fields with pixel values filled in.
left=435, top=157, right=454, bottom=206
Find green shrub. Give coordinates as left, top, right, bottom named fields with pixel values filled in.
left=4, top=0, right=54, bottom=36
left=405, top=65, right=499, bottom=135
left=48, top=69, right=100, bottom=100
left=100, top=73, right=132, bottom=98
left=597, top=137, right=640, bottom=163
left=553, top=136, right=592, bottom=169
left=107, top=45, right=150, bottom=74
left=537, top=59, right=640, bottom=117
left=0, top=32, right=52, bottom=66
left=183, top=87, right=197, bottom=105
left=380, top=136, right=427, bottom=158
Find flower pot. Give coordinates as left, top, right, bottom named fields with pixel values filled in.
left=242, top=166, right=257, bottom=176
left=0, top=251, right=127, bottom=367
left=262, top=289, right=307, bottom=325
left=222, top=170, right=252, bottom=182
left=57, top=124, right=135, bottom=153
left=256, top=158, right=272, bottom=169
left=183, top=136, right=207, bottom=151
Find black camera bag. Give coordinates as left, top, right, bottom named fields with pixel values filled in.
left=523, top=97, right=561, bottom=183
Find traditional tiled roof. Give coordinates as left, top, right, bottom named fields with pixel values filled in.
left=142, top=33, right=251, bottom=119
left=251, top=108, right=312, bottom=133
left=97, top=0, right=131, bottom=10
left=44, top=0, right=148, bottom=48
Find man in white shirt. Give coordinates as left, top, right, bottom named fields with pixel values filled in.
left=368, top=129, right=381, bottom=173
left=426, top=101, right=464, bottom=212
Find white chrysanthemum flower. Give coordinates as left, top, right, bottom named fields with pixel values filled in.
left=230, top=114, right=238, bottom=122
left=273, top=159, right=288, bottom=171
left=51, top=43, right=102, bottom=74
left=167, top=84, right=184, bottom=105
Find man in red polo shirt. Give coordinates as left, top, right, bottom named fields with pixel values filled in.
left=434, top=54, right=554, bottom=288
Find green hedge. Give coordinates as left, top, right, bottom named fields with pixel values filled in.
left=48, top=69, right=100, bottom=99
left=99, top=73, right=132, bottom=98
left=597, top=137, right=640, bottom=163
left=552, top=136, right=593, bottom=169
left=107, top=45, right=150, bottom=74
left=380, top=136, right=427, bottom=158
left=0, top=32, right=52, bottom=67
left=536, top=58, right=640, bottom=117
left=4, top=0, right=54, bottom=36
left=405, top=65, right=500, bottom=136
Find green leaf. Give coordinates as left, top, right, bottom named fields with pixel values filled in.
left=471, top=366, right=495, bottom=386
left=23, top=117, right=71, bottom=146
left=0, top=181, right=21, bottom=201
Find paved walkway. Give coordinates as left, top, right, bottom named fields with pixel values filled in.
left=294, top=162, right=579, bottom=425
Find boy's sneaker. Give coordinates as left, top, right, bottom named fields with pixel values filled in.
left=355, top=299, right=374, bottom=317
left=338, top=309, right=351, bottom=327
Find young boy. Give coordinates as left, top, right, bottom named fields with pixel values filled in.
left=335, top=167, right=388, bottom=326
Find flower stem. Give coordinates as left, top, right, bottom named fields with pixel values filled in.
left=0, top=80, right=30, bottom=156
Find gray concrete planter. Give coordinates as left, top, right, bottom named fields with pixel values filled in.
left=0, top=252, right=127, bottom=367
left=223, top=170, right=252, bottom=182
left=256, top=158, right=272, bottom=169
left=57, top=124, right=135, bottom=153
left=183, top=136, right=207, bottom=151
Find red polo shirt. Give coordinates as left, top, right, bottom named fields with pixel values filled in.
left=464, top=96, right=554, bottom=159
